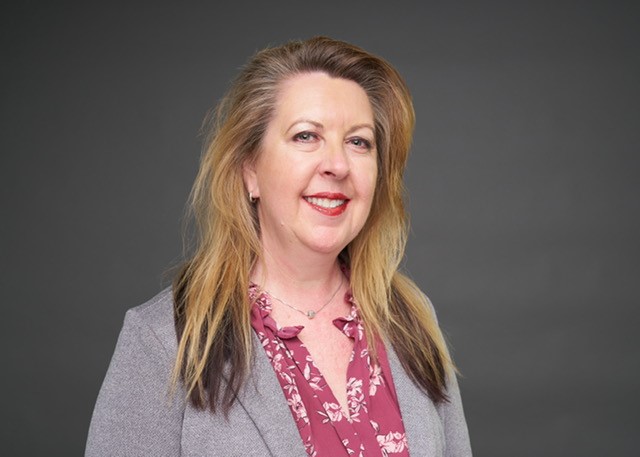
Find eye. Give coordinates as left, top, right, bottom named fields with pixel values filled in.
left=347, top=137, right=373, bottom=151
left=293, top=131, right=319, bottom=142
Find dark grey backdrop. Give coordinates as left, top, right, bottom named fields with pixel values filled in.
left=2, top=2, right=638, bottom=456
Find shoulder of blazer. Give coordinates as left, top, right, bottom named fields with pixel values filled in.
left=122, top=287, right=306, bottom=456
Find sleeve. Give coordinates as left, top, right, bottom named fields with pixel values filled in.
left=438, top=372, right=472, bottom=457
left=426, top=295, right=472, bottom=456
left=85, top=309, right=185, bottom=457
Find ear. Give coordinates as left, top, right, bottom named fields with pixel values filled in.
left=242, top=159, right=260, bottom=199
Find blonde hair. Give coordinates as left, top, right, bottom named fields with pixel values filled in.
left=173, top=36, right=453, bottom=412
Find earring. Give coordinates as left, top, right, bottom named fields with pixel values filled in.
left=249, top=191, right=257, bottom=203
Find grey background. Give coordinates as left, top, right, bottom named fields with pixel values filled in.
left=2, top=1, right=638, bottom=456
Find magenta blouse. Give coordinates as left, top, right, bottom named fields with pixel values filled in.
left=249, top=284, right=410, bottom=457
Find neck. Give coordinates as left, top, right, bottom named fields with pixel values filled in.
left=251, top=239, right=344, bottom=302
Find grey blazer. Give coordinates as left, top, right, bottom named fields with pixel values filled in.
left=86, top=288, right=471, bottom=456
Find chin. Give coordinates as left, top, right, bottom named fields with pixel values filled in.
left=302, top=233, right=354, bottom=256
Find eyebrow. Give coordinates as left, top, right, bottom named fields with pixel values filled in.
left=286, top=119, right=375, bottom=135
left=286, top=119, right=323, bottom=133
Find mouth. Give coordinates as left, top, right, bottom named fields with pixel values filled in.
left=303, top=193, right=349, bottom=216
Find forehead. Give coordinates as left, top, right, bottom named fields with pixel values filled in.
left=271, top=72, right=374, bottom=126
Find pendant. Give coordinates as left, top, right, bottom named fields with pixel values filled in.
left=306, top=310, right=316, bottom=319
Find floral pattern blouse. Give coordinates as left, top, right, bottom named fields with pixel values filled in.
left=249, top=284, right=410, bottom=457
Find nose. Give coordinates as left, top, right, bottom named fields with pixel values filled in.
left=319, top=140, right=350, bottom=179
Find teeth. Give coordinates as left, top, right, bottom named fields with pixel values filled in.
left=305, top=197, right=346, bottom=208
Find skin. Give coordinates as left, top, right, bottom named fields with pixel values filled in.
left=243, top=72, right=378, bottom=415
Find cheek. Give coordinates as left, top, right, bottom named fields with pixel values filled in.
left=255, top=158, right=286, bottom=195
left=361, top=162, right=378, bottom=201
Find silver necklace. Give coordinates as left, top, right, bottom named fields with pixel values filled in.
left=264, top=274, right=344, bottom=319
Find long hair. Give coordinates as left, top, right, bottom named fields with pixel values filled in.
left=173, top=36, right=454, bottom=413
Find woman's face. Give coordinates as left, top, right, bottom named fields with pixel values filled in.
left=243, top=72, right=378, bottom=259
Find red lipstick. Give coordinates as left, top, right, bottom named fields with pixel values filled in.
left=303, top=192, right=350, bottom=216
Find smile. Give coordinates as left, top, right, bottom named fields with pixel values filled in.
left=303, top=194, right=349, bottom=216
left=304, top=197, right=346, bottom=208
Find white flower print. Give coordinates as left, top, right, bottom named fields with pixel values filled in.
left=287, top=391, right=309, bottom=423
left=299, top=355, right=324, bottom=390
left=346, top=377, right=363, bottom=394
left=279, top=371, right=297, bottom=396
left=304, top=441, right=317, bottom=457
left=273, top=337, right=287, bottom=352
left=342, top=439, right=355, bottom=455
left=376, top=431, right=408, bottom=456
left=346, top=377, right=366, bottom=419
left=319, top=402, right=344, bottom=423
left=272, top=353, right=284, bottom=372
left=369, top=363, right=383, bottom=396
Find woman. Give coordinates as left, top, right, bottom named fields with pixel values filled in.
left=86, top=36, right=471, bottom=456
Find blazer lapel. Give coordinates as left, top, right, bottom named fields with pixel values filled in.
left=386, top=345, right=445, bottom=456
left=232, top=334, right=305, bottom=456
